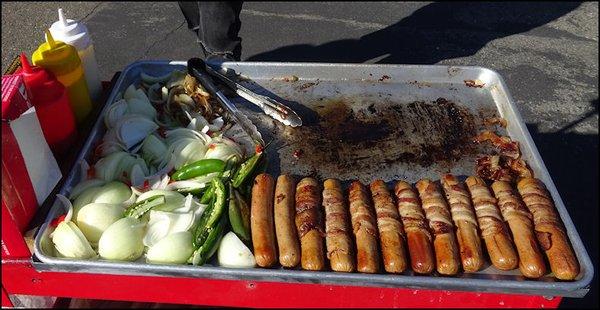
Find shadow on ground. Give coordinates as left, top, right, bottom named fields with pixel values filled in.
left=247, top=1, right=581, bottom=64
left=527, top=99, right=598, bottom=308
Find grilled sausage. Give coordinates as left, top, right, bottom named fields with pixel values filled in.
left=274, top=175, right=301, bottom=268
left=251, top=173, right=278, bottom=267
left=465, top=176, right=518, bottom=271
left=295, top=177, right=326, bottom=271
left=394, top=181, right=435, bottom=274
left=441, top=174, right=484, bottom=273
left=370, top=180, right=408, bottom=273
left=415, top=179, right=461, bottom=276
left=491, top=181, right=546, bottom=278
left=348, top=181, right=380, bottom=273
left=517, top=178, right=579, bottom=280
left=323, top=179, right=355, bottom=272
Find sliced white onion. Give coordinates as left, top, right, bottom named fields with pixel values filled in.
left=104, top=99, right=129, bottom=128
left=146, top=231, right=194, bottom=264
left=51, top=221, right=97, bottom=259
left=161, top=86, right=168, bottom=102
left=152, top=174, right=171, bottom=190
left=97, top=140, right=126, bottom=157
left=113, top=154, right=138, bottom=180
left=224, top=124, right=255, bottom=158
left=69, top=179, right=106, bottom=200
left=174, top=93, right=195, bottom=106
left=172, top=139, right=207, bottom=169
left=98, top=217, right=145, bottom=261
left=76, top=203, right=124, bottom=244
left=136, top=189, right=185, bottom=212
left=121, top=190, right=137, bottom=207
left=204, top=137, right=243, bottom=163
left=141, top=134, right=168, bottom=165
left=123, top=84, right=138, bottom=101
left=209, top=117, right=224, bottom=132
left=91, top=181, right=132, bottom=205
left=217, top=232, right=256, bottom=268
left=143, top=214, right=170, bottom=247
left=145, top=154, right=175, bottom=182
left=172, top=194, right=205, bottom=215
left=165, top=128, right=209, bottom=145
left=165, top=180, right=208, bottom=192
left=127, top=98, right=157, bottom=120
left=143, top=209, right=195, bottom=247
left=115, top=115, right=159, bottom=150
left=95, top=152, right=129, bottom=181
left=130, top=164, right=147, bottom=187
left=188, top=172, right=220, bottom=184
left=72, top=187, right=102, bottom=218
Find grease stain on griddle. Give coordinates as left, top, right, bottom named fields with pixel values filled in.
left=281, top=97, right=480, bottom=179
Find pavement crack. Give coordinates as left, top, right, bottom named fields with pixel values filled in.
left=138, top=21, right=186, bottom=60
left=81, top=2, right=104, bottom=22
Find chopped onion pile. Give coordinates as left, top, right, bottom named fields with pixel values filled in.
left=48, top=70, right=257, bottom=266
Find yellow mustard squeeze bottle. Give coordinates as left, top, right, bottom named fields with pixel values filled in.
left=32, top=30, right=92, bottom=124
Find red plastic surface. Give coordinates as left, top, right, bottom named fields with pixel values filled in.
left=1, top=122, right=38, bottom=234
left=1, top=201, right=31, bottom=258
left=2, top=286, right=13, bottom=308
left=1, top=259, right=561, bottom=308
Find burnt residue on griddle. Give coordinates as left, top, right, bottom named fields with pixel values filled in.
left=282, top=97, right=481, bottom=175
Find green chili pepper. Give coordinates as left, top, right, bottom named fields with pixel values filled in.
left=123, top=195, right=166, bottom=219
left=232, top=151, right=263, bottom=188
left=199, top=184, right=215, bottom=204
left=228, top=184, right=251, bottom=243
left=191, top=216, right=227, bottom=266
left=175, top=186, right=206, bottom=196
left=171, top=159, right=226, bottom=181
left=193, top=178, right=227, bottom=247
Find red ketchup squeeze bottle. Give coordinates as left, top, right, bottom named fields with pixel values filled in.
left=18, top=53, right=77, bottom=157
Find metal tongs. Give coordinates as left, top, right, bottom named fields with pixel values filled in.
left=199, top=59, right=303, bottom=128
left=188, top=58, right=265, bottom=146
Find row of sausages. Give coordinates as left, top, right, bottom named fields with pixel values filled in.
left=250, top=174, right=579, bottom=280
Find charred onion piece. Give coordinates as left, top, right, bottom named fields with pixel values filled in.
left=473, top=130, right=520, bottom=159
left=476, top=155, right=514, bottom=182
left=506, top=157, right=534, bottom=179
left=476, top=155, right=534, bottom=182
left=484, top=117, right=508, bottom=128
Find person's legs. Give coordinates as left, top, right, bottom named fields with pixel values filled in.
left=178, top=1, right=243, bottom=61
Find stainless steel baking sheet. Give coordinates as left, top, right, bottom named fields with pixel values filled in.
left=33, top=61, right=593, bottom=298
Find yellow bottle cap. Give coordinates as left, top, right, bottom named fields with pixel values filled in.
left=32, top=30, right=82, bottom=76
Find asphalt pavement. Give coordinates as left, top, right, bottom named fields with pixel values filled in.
left=1, top=1, right=598, bottom=308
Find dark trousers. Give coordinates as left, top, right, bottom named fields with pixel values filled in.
left=178, top=1, right=243, bottom=60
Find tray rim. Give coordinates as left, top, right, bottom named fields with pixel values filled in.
left=33, top=60, right=594, bottom=298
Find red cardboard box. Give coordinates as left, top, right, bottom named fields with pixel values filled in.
left=2, top=74, right=61, bottom=258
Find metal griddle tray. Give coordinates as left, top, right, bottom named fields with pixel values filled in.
left=33, top=61, right=593, bottom=298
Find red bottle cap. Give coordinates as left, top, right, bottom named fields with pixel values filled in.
left=18, top=53, right=63, bottom=105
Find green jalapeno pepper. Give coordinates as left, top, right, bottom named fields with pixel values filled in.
left=123, top=195, right=166, bottom=219
left=191, top=215, right=227, bottom=265
left=193, top=178, right=227, bottom=247
left=228, top=184, right=251, bottom=243
left=171, top=159, right=226, bottom=181
left=231, top=151, right=263, bottom=188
